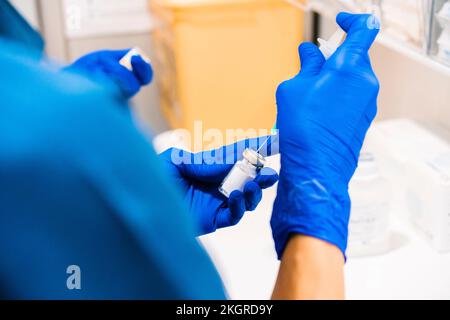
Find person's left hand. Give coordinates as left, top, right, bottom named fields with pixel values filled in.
left=159, top=139, right=279, bottom=236
left=66, top=49, right=153, bottom=99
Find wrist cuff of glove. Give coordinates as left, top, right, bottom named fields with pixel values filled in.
left=273, top=226, right=348, bottom=261
left=271, top=172, right=350, bottom=260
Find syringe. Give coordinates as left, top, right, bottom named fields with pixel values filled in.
left=119, top=47, right=151, bottom=71
left=258, top=29, right=344, bottom=153
left=257, top=123, right=278, bottom=154
left=318, top=28, right=346, bottom=60
left=257, top=30, right=344, bottom=157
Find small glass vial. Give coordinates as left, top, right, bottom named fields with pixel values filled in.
left=219, top=149, right=266, bottom=198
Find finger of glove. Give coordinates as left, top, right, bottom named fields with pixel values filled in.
left=337, top=12, right=380, bottom=54
left=176, top=136, right=279, bottom=183
left=298, top=42, right=326, bottom=77
left=105, top=49, right=132, bottom=60
left=254, top=167, right=279, bottom=189
left=243, top=181, right=262, bottom=211
left=216, top=191, right=246, bottom=229
left=171, top=147, right=234, bottom=184
left=104, top=59, right=141, bottom=98
left=131, top=55, right=153, bottom=85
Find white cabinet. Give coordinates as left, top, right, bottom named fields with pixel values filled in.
left=63, top=0, right=154, bottom=38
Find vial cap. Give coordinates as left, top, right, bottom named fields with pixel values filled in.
left=243, top=149, right=266, bottom=168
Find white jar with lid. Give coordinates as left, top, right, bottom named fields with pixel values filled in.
left=347, top=153, right=391, bottom=257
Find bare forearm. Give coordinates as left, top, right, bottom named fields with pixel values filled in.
left=272, top=235, right=345, bottom=300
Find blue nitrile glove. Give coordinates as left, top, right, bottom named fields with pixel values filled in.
left=66, top=49, right=153, bottom=99
left=271, top=13, right=381, bottom=259
left=160, top=138, right=279, bottom=236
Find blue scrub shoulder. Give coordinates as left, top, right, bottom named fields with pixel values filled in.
left=0, top=41, right=225, bottom=299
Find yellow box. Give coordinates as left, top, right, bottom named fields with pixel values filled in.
left=151, top=0, right=304, bottom=150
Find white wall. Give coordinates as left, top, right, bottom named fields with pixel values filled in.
left=372, top=42, right=450, bottom=130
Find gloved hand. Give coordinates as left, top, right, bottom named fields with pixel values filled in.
left=66, top=49, right=153, bottom=99
left=160, top=138, right=279, bottom=236
left=272, top=13, right=381, bottom=259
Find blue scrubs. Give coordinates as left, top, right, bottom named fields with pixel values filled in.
left=0, top=1, right=225, bottom=299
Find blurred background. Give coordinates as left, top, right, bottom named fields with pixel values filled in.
left=13, top=0, right=450, bottom=139
left=12, top=0, right=450, bottom=299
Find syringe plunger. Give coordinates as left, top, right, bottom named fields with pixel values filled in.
left=318, top=28, right=345, bottom=60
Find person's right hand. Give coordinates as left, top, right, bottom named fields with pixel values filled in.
left=271, top=13, right=381, bottom=259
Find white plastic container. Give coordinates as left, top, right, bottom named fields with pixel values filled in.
left=368, top=119, right=450, bottom=253
left=347, top=153, right=391, bottom=257
left=436, top=1, right=450, bottom=30
left=219, top=149, right=266, bottom=198
left=437, top=29, right=450, bottom=65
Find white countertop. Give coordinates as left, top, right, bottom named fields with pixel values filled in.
left=199, top=155, right=450, bottom=300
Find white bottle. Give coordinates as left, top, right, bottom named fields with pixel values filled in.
left=347, top=153, right=391, bottom=257
left=219, top=149, right=266, bottom=198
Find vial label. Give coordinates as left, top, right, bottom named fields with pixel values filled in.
left=219, top=161, right=257, bottom=198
